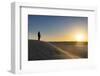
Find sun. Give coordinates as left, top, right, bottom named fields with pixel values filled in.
left=75, top=33, right=85, bottom=42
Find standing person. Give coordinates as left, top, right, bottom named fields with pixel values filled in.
left=38, top=31, right=41, bottom=40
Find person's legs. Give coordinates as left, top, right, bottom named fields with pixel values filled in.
left=38, top=36, right=40, bottom=40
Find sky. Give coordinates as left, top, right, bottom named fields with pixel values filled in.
left=28, top=15, right=88, bottom=42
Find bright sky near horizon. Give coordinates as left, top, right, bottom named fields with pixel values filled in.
left=28, top=15, right=88, bottom=42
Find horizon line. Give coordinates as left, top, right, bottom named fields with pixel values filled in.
left=28, top=39, right=88, bottom=42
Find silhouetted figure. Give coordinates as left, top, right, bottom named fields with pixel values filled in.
left=38, top=31, right=41, bottom=40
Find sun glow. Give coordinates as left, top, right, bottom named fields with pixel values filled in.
left=75, top=33, right=85, bottom=42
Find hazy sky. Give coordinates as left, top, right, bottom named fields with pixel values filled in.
left=28, top=15, right=88, bottom=41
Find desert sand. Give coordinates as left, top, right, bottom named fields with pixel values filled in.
left=28, top=40, right=88, bottom=61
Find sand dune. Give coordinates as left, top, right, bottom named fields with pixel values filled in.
left=50, top=42, right=88, bottom=58
left=28, top=40, right=82, bottom=60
